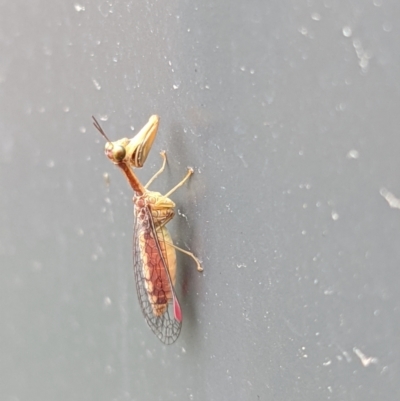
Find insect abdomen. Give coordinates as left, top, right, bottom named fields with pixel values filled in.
left=138, top=226, right=176, bottom=317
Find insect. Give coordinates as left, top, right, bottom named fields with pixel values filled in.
left=92, top=115, right=203, bottom=344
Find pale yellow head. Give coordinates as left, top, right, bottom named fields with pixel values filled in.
left=93, top=115, right=160, bottom=167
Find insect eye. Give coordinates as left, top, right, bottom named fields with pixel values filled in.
left=112, top=145, right=126, bottom=161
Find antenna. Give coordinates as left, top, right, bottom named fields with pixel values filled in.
left=92, top=116, right=111, bottom=142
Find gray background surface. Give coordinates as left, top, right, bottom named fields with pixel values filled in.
left=1, top=1, right=399, bottom=400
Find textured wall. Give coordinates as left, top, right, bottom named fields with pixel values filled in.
left=1, top=1, right=399, bottom=400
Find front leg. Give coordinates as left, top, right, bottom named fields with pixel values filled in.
left=145, top=151, right=167, bottom=189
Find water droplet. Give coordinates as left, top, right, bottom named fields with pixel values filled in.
left=346, top=149, right=359, bottom=159
left=342, top=26, right=352, bottom=37
left=74, top=3, right=85, bottom=11
left=92, top=78, right=101, bottom=90
left=311, top=12, right=321, bottom=21
left=299, top=26, right=308, bottom=36
left=383, top=21, right=392, bottom=32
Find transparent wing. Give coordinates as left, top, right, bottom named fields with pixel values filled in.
left=133, top=202, right=182, bottom=345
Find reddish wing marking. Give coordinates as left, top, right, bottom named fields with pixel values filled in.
left=133, top=201, right=182, bottom=345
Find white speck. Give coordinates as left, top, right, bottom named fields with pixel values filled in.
left=250, top=69, right=255, bottom=74
left=380, top=187, right=400, bottom=209
left=99, top=114, right=109, bottom=121
left=381, top=366, right=389, bottom=374
left=46, top=160, right=55, bottom=168
left=299, top=26, right=308, bottom=36
left=301, top=230, right=307, bottom=235
left=92, top=78, right=101, bottom=90
left=63, top=106, right=70, bottom=112
left=342, top=26, right=352, bottom=37
left=323, top=360, right=332, bottom=366
left=342, top=350, right=352, bottom=363
left=327, top=386, right=333, bottom=393
left=240, top=66, right=246, bottom=72
left=331, top=211, right=339, bottom=221
left=353, top=347, right=378, bottom=367
left=177, top=209, right=188, bottom=222
left=74, top=3, right=85, bottom=11
left=311, top=12, right=321, bottom=21
left=173, top=83, right=180, bottom=90
left=112, top=56, right=118, bottom=63
left=104, top=297, right=112, bottom=306
left=236, top=263, right=246, bottom=269
left=346, top=149, right=359, bottom=159
left=91, top=254, right=98, bottom=261
left=373, top=0, right=382, bottom=6
left=103, top=173, right=110, bottom=186
left=38, top=106, right=46, bottom=113
left=238, top=154, right=248, bottom=168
